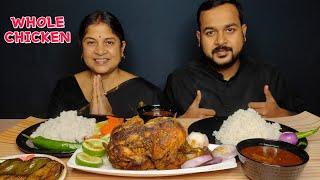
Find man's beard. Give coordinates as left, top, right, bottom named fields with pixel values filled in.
left=201, top=45, right=241, bottom=71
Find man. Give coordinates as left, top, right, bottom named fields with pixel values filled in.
left=165, top=0, right=306, bottom=118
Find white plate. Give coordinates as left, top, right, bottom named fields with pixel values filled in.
left=67, top=144, right=237, bottom=177
left=0, top=153, right=67, bottom=180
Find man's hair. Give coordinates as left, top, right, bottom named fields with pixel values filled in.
left=197, top=0, right=244, bottom=30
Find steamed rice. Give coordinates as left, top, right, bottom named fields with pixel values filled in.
left=31, top=111, right=96, bottom=143
left=213, top=108, right=281, bottom=145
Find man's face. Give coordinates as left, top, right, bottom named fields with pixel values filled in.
left=197, top=3, right=247, bottom=70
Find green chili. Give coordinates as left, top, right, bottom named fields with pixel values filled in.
left=23, top=134, right=80, bottom=152
left=296, top=126, right=320, bottom=139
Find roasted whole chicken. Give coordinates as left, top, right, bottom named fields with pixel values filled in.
left=106, top=117, right=208, bottom=170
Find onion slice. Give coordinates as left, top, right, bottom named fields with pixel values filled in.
left=212, top=144, right=237, bottom=160
left=202, top=157, right=223, bottom=166
left=181, top=154, right=213, bottom=169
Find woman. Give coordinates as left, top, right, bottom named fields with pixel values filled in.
left=48, top=10, right=166, bottom=118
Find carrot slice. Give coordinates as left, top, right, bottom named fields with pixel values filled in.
left=100, top=116, right=124, bottom=135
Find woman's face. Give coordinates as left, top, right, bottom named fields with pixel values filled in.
left=82, top=23, right=126, bottom=74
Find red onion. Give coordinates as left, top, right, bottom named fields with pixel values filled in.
left=202, top=157, right=223, bottom=166
left=19, top=154, right=35, bottom=161
left=279, top=132, right=298, bottom=145
left=181, top=154, right=213, bottom=169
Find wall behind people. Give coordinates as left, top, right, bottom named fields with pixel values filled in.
left=0, top=0, right=319, bottom=118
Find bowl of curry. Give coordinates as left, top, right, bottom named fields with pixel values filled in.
left=137, top=105, right=175, bottom=122
left=236, top=138, right=309, bottom=180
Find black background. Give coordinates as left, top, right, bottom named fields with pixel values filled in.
left=0, top=0, right=319, bottom=118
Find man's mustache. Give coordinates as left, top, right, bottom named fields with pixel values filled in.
left=212, top=46, right=233, bottom=54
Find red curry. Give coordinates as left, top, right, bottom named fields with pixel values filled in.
left=241, top=146, right=303, bottom=166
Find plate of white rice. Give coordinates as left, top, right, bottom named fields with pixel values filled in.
left=16, top=111, right=96, bottom=157
left=213, top=108, right=282, bottom=146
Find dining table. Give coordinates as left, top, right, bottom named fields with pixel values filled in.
left=0, top=111, right=319, bottom=180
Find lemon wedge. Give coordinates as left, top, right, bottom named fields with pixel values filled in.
left=75, top=152, right=103, bottom=168
left=82, top=139, right=106, bottom=157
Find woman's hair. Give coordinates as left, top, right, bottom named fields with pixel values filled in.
left=79, top=10, right=125, bottom=43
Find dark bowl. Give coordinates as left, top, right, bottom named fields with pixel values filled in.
left=137, top=105, right=175, bottom=122
left=86, top=114, right=108, bottom=122
left=236, top=138, right=309, bottom=180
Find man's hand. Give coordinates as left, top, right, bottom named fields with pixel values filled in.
left=90, top=75, right=113, bottom=115
left=180, top=90, right=216, bottom=118
left=248, top=85, right=293, bottom=118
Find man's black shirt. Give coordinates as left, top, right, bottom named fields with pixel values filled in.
left=165, top=58, right=306, bottom=117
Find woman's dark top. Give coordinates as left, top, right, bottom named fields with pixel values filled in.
left=48, top=76, right=167, bottom=118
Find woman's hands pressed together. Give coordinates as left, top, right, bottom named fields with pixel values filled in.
left=90, top=75, right=113, bottom=115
